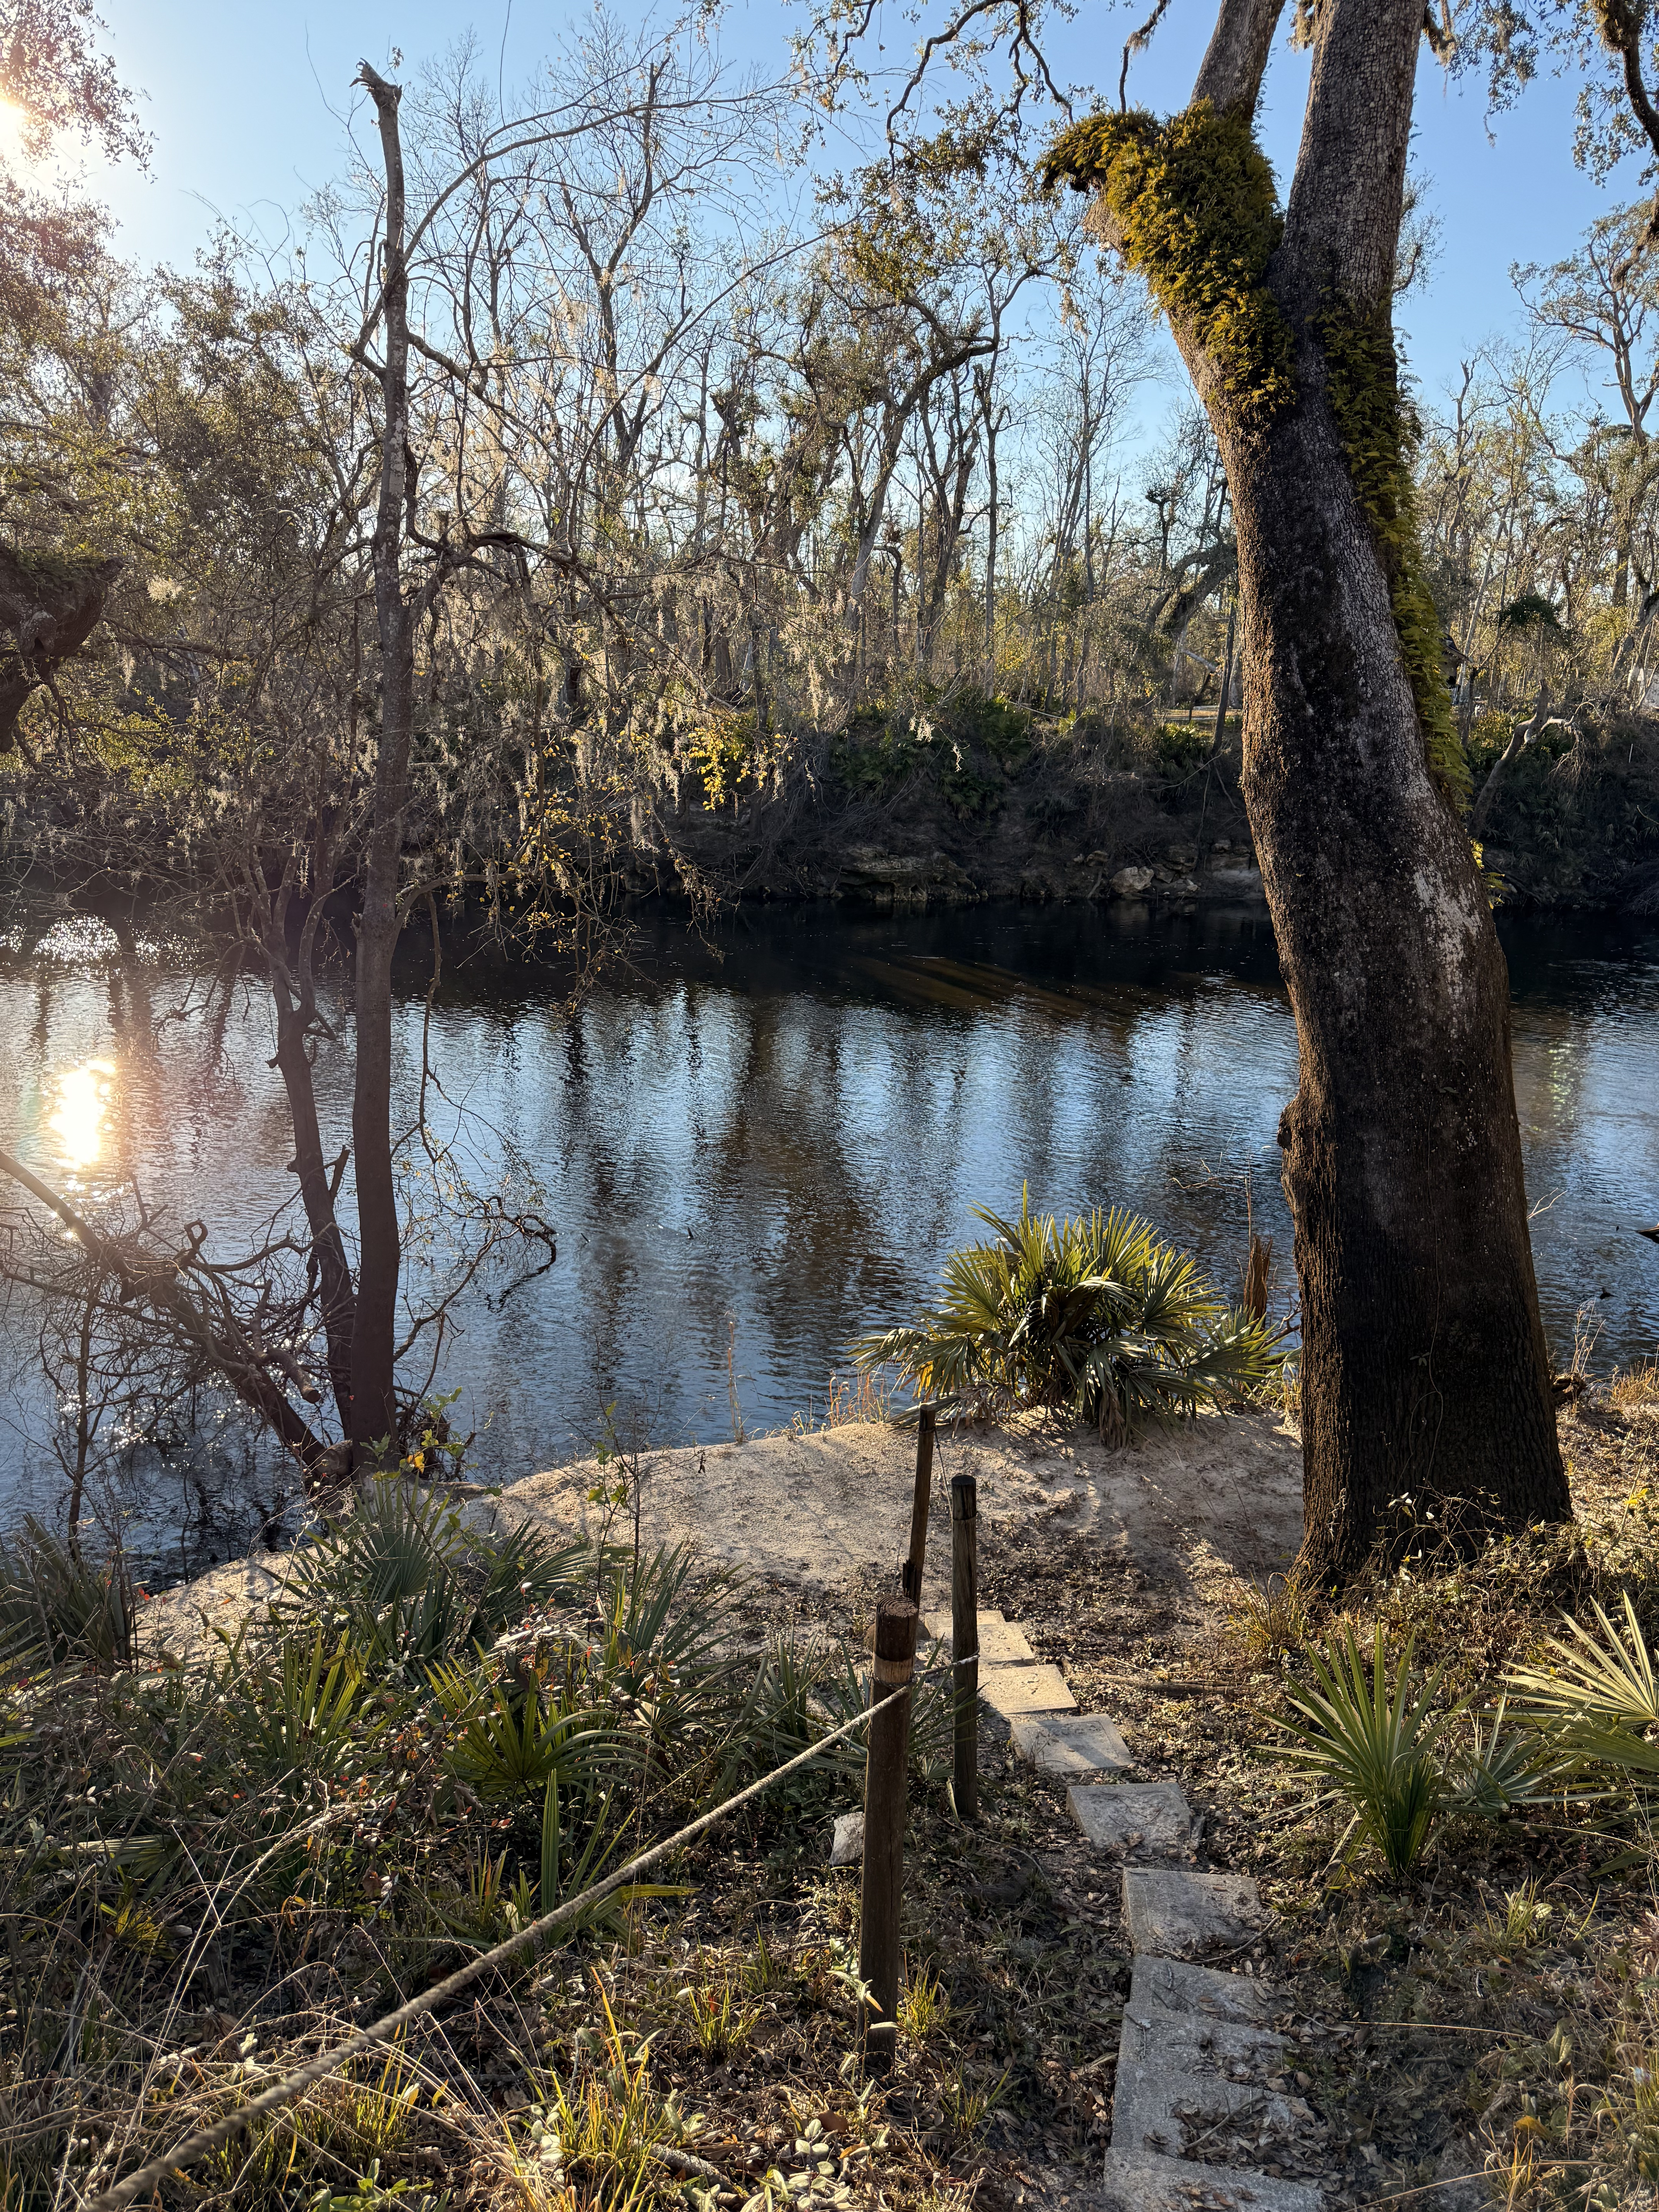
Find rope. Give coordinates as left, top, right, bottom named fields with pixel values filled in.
left=86, top=1669, right=943, bottom=2212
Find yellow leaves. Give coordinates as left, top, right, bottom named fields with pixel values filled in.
left=680, top=706, right=785, bottom=811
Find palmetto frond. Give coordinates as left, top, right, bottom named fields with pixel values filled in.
left=1275, top=1626, right=1451, bottom=1877
left=852, top=1188, right=1283, bottom=1443
left=1506, top=1594, right=1659, bottom=1786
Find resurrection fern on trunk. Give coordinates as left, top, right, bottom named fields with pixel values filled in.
left=853, top=1192, right=1281, bottom=1443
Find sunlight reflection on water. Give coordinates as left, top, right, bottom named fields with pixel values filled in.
left=46, top=1059, right=115, bottom=1172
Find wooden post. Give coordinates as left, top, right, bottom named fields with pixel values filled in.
left=950, top=1473, right=979, bottom=1820
left=901, top=1405, right=937, bottom=1606
left=859, top=1594, right=918, bottom=2073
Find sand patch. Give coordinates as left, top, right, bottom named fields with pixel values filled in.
left=137, top=1408, right=1303, bottom=1663
left=472, top=1405, right=1301, bottom=1623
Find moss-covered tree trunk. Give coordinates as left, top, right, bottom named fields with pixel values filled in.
left=1049, top=0, right=1570, bottom=1581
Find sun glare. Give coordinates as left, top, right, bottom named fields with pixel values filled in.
left=0, top=97, right=30, bottom=167
left=48, top=1059, right=116, bottom=1171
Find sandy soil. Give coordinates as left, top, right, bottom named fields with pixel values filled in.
left=137, top=1408, right=1303, bottom=1661
left=491, top=1408, right=1302, bottom=1606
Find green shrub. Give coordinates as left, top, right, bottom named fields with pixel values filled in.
left=1467, top=709, right=1511, bottom=779
left=228, top=1629, right=379, bottom=1794
left=428, top=1658, right=613, bottom=1803
left=853, top=1190, right=1281, bottom=1442
left=1276, top=1626, right=1449, bottom=1876
left=0, top=1520, right=133, bottom=1672
left=1507, top=1592, right=1659, bottom=1785
left=1153, top=720, right=1211, bottom=777
left=936, top=757, right=1001, bottom=818
left=1278, top=1626, right=1559, bottom=1877
left=718, top=1628, right=951, bottom=1802
left=950, top=689, right=1030, bottom=770
left=277, top=1476, right=591, bottom=1678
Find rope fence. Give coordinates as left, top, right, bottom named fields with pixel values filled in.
left=86, top=1639, right=979, bottom=2212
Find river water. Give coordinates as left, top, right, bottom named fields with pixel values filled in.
left=2, top=900, right=1656, bottom=1573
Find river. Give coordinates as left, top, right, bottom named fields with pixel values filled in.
left=2, top=900, right=1656, bottom=1575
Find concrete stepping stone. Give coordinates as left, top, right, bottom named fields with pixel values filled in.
left=1122, top=1868, right=1265, bottom=1960
left=1113, top=2008, right=1300, bottom=2161
left=975, top=1615, right=1037, bottom=1664
left=1010, top=1710, right=1132, bottom=1777
left=937, top=1609, right=1037, bottom=1664
left=979, top=1660, right=1076, bottom=1717
left=1100, top=2146, right=1323, bottom=2212
left=1069, top=1780, right=1191, bottom=1853
left=1129, top=1955, right=1279, bottom=2027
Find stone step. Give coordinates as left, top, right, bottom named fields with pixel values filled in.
left=1069, top=1779, right=1190, bottom=1854
left=978, top=1660, right=1077, bottom=1718
left=1099, top=2147, right=1323, bottom=2212
left=934, top=1609, right=1038, bottom=1664
left=972, top=1616, right=1037, bottom=1664
left=1122, top=1867, right=1265, bottom=1961
left=1011, top=1710, right=1132, bottom=1778
left=1112, top=2006, right=1298, bottom=2160
left=1129, top=1955, right=1279, bottom=2027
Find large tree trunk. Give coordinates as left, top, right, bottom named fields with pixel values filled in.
left=1053, top=0, right=1569, bottom=1580
left=1241, top=2, right=1567, bottom=1577
left=1240, top=366, right=1565, bottom=1580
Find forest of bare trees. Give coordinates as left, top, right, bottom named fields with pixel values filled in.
left=3, top=9, right=1657, bottom=956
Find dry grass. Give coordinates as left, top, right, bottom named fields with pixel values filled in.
left=17, top=1379, right=1659, bottom=2212
left=0, top=1505, right=1126, bottom=2212
left=1608, top=1360, right=1659, bottom=1416
left=792, top=1370, right=896, bottom=1433
left=1228, top=1568, right=1314, bottom=1667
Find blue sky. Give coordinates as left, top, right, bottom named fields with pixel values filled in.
left=58, top=0, right=1651, bottom=424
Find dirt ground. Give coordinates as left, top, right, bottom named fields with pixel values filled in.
left=496, top=1406, right=1304, bottom=1604
left=140, top=1406, right=1303, bottom=1664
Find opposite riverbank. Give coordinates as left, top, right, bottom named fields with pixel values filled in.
left=617, top=694, right=1659, bottom=917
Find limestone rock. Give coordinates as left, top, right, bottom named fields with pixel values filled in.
left=1111, top=865, right=1155, bottom=897
left=978, top=1661, right=1077, bottom=1717
left=1111, top=2008, right=1326, bottom=2192
left=1121, top=1868, right=1265, bottom=1959
left=1100, top=2147, right=1324, bottom=2212
left=830, top=1811, right=864, bottom=1865
left=1129, top=1955, right=1279, bottom=2026
left=838, top=850, right=973, bottom=904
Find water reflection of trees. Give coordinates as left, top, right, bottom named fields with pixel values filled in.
left=1, top=915, right=1650, bottom=1525
left=516, top=957, right=1303, bottom=1447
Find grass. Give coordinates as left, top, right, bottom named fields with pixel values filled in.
left=0, top=1475, right=1075, bottom=2212
left=1609, top=1360, right=1659, bottom=1415
left=790, top=1370, right=895, bottom=1433
left=1229, top=1568, right=1312, bottom=1666
left=17, top=1378, right=1659, bottom=2211
left=1125, top=1385, right=1659, bottom=2206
